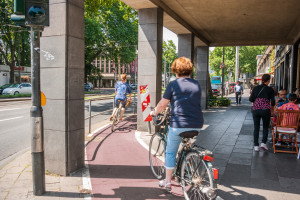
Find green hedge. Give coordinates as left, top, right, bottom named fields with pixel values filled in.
left=207, top=96, right=231, bottom=107
left=0, top=94, right=31, bottom=98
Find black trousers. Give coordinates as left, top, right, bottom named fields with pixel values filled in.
left=252, top=109, right=271, bottom=146
left=236, top=92, right=241, bottom=104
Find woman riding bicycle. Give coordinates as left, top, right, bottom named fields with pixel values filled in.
left=110, top=74, right=132, bottom=121
left=150, top=57, right=204, bottom=191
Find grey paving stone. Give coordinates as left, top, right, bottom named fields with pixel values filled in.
left=279, top=176, right=300, bottom=194
left=250, top=165, right=279, bottom=181
left=229, top=152, right=252, bottom=166
left=235, top=143, right=253, bottom=150
left=212, top=157, right=228, bottom=168
left=237, top=135, right=253, bottom=141
left=214, top=152, right=231, bottom=159
left=221, top=164, right=251, bottom=182
left=213, top=145, right=234, bottom=155
left=233, top=148, right=253, bottom=154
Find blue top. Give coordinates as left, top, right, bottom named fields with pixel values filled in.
left=163, top=78, right=204, bottom=128
left=234, top=84, right=243, bottom=92
left=115, top=81, right=131, bottom=100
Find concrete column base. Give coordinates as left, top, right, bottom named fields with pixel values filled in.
left=137, top=8, right=163, bottom=132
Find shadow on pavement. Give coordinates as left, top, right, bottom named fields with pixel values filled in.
left=92, top=186, right=183, bottom=200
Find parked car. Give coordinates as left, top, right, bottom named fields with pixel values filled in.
left=0, top=84, right=11, bottom=95
left=211, top=84, right=220, bottom=96
left=84, top=83, right=91, bottom=92
left=2, top=83, right=32, bottom=95
left=130, top=83, right=137, bottom=90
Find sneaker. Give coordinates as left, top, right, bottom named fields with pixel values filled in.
left=275, top=141, right=281, bottom=146
left=260, top=143, right=268, bottom=151
left=254, top=146, right=259, bottom=152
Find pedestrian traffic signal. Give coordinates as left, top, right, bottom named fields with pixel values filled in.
left=11, top=0, right=25, bottom=26
left=25, top=0, right=49, bottom=26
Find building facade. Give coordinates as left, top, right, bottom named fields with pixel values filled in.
left=256, top=44, right=300, bottom=93
left=91, top=56, right=138, bottom=88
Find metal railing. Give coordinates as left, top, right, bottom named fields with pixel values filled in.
left=85, top=92, right=137, bottom=133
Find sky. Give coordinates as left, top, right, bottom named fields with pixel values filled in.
left=163, top=27, right=214, bottom=52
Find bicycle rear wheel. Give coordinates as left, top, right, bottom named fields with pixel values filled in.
left=111, top=105, right=121, bottom=131
left=181, top=152, right=216, bottom=200
left=149, top=132, right=166, bottom=180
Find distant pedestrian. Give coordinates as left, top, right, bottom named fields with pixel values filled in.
left=234, top=81, right=244, bottom=104
left=249, top=74, right=275, bottom=152
left=250, top=79, right=259, bottom=94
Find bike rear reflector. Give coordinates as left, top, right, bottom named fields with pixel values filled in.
left=203, top=155, right=213, bottom=162
left=212, top=168, right=218, bottom=180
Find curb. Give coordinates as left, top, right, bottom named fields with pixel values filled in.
left=0, top=97, right=31, bottom=102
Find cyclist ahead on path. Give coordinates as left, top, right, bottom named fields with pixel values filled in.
left=234, top=81, right=244, bottom=104
left=110, top=74, right=131, bottom=121
left=150, top=57, right=204, bottom=191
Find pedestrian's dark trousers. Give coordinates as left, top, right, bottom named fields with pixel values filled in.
left=236, top=92, right=241, bottom=103
left=252, top=109, right=271, bottom=146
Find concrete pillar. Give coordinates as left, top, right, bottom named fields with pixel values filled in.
left=40, top=1, right=84, bottom=175
left=137, top=8, right=163, bottom=131
left=290, top=43, right=299, bottom=92
left=178, top=34, right=194, bottom=62
left=195, top=46, right=209, bottom=110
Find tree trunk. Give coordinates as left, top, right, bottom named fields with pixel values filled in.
left=9, top=61, right=15, bottom=84
left=207, top=73, right=213, bottom=97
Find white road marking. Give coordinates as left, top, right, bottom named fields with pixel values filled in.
left=0, top=116, right=24, bottom=122
left=83, top=142, right=92, bottom=200
left=0, top=108, right=22, bottom=112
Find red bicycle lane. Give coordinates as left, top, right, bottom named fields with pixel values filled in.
left=85, top=115, right=184, bottom=200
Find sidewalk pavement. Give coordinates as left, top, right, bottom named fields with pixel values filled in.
left=1, top=89, right=300, bottom=200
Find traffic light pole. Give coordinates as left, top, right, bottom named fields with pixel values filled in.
left=30, top=26, right=45, bottom=196
left=222, top=47, right=225, bottom=98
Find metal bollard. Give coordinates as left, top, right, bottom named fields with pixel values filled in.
left=89, top=100, right=92, bottom=134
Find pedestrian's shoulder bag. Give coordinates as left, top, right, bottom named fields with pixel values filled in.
left=252, top=86, right=266, bottom=111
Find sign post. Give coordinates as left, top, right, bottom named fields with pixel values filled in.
left=140, top=85, right=152, bottom=134
left=11, top=0, right=50, bottom=196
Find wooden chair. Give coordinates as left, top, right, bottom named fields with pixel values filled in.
left=272, top=110, right=300, bottom=154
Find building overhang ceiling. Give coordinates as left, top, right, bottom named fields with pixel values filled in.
left=121, top=0, right=300, bottom=47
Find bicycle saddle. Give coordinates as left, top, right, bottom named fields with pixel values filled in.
left=179, top=130, right=199, bottom=138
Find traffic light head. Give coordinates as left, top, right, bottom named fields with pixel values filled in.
left=11, top=0, right=25, bottom=26
left=25, top=0, right=49, bottom=26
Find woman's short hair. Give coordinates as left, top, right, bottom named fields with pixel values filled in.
left=171, top=57, right=193, bottom=77
left=121, top=74, right=127, bottom=81
left=288, top=93, right=297, bottom=101
left=261, top=74, right=270, bottom=83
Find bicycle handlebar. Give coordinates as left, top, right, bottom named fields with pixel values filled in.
left=152, top=107, right=170, bottom=126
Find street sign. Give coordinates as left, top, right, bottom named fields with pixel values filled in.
left=220, top=62, right=225, bottom=68
left=140, top=85, right=152, bottom=122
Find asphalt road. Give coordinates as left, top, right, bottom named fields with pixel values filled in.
left=0, top=93, right=137, bottom=168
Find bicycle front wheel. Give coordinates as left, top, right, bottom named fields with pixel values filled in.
left=149, top=132, right=166, bottom=180
left=181, top=152, right=216, bottom=200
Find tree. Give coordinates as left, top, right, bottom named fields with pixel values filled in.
left=162, top=40, right=177, bottom=74
left=209, top=46, right=266, bottom=81
left=209, top=47, right=236, bottom=80
left=0, top=0, right=30, bottom=83
left=84, top=0, right=138, bottom=82
left=239, top=46, right=266, bottom=75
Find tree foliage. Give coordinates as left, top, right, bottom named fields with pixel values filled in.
left=162, top=40, right=177, bottom=73
left=0, top=0, right=30, bottom=83
left=84, top=0, right=138, bottom=81
left=209, top=46, right=265, bottom=81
